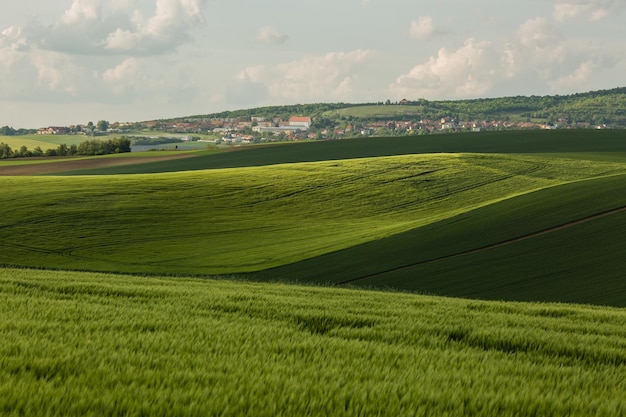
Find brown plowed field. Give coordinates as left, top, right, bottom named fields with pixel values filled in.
left=0, top=153, right=195, bottom=176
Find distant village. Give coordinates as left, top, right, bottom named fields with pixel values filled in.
left=36, top=109, right=611, bottom=144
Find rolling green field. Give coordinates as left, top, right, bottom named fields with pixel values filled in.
left=1, top=268, right=626, bottom=416
left=2, top=130, right=626, bottom=302
left=1, top=152, right=624, bottom=279
left=259, top=174, right=626, bottom=305
left=3, top=129, right=626, bottom=415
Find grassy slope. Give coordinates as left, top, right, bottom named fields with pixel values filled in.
left=3, top=130, right=626, bottom=304
left=1, top=268, right=626, bottom=417
left=2, top=153, right=625, bottom=278
left=257, top=174, right=626, bottom=306
left=0, top=134, right=100, bottom=149
left=0, top=136, right=60, bottom=151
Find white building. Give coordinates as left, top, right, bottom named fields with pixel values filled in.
left=289, top=116, right=312, bottom=129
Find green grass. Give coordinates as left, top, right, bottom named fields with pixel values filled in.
left=1, top=268, right=626, bottom=416
left=1, top=153, right=625, bottom=280
left=3, top=130, right=626, bottom=305
left=3, top=129, right=626, bottom=415
left=0, top=134, right=103, bottom=149
left=0, top=136, right=60, bottom=151
left=260, top=174, right=626, bottom=305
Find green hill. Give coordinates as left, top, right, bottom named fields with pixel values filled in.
left=177, top=87, right=626, bottom=127
left=1, top=268, right=626, bottom=416
left=323, top=87, right=626, bottom=126
left=256, top=174, right=626, bottom=306
left=2, top=129, right=626, bottom=305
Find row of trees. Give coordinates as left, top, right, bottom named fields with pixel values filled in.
left=1, top=126, right=35, bottom=136
left=76, top=138, right=131, bottom=155
left=0, top=138, right=131, bottom=159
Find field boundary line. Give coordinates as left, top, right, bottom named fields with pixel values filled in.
left=339, top=205, right=626, bottom=286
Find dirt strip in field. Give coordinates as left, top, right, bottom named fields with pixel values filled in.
left=0, top=153, right=196, bottom=176
left=339, top=205, right=626, bottom=286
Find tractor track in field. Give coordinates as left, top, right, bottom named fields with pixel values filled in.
left=338, top=204, right=626, bottom=286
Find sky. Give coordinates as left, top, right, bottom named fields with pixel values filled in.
left=1, top=0, right=625, bottom=128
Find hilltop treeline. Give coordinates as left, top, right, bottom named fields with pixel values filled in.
left=0, top=137, right=131, bottom=159
left=427, top=87, right=626, bottom=125
left=1, top=126, right=35, bottom=136
left=169, top=87, right=626, bottom=127
left=183, top=103, right=351, bottom=121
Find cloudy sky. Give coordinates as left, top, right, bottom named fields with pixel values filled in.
left=1, top=0, right=625, bottom=128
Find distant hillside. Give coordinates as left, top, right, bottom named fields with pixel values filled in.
left=175, top=87, right=626, bottom=128
left=419, top=87, right=626, bottom=126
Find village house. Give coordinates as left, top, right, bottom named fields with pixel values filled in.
left=37, top=126, right=68, bottom=135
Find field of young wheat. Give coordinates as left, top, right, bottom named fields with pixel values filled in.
left=1, top=268, right=625, bottom=417
left=1, top=152, right=624, bottom=279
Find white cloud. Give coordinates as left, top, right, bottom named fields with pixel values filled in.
left=7, top=0, right=208, bottom=56
left=389, top=11, right=620, bottom=100
left=391, top=38, right=500, bottom=99
left=516, top=17, right=563, bottom=50
left=548, top=61, right=595, bottom=91
left=104, top=0, right=206, bottom=54
left=13, top=49, right=86, bottom=98
left=270, top=50, right=373, bottom=101
left=254, top=26, right=287, bottom=45
left=553, top=0, right=624, bottom=21
left=232, top=49, right=374, bottom=104
left=59, top=0, right=101, bottom=25
left=235, top=66, right=265, bottom=83
left=408, top=17, right=435, bottom=41
left=0, top=27, right=29, bottom=70
left=103, top=58, right=133, bottom=82
left=1, top=27, right=82, bottom=98
left=554, top=3, right=590, bottom=21
left=3, top=0, right=626, bottom=128
left=508, top=18, right=580, bottom=86
left=102, top=57, right=140, bottom=93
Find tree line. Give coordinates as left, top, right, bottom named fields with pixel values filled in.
left=0, top=137, right=131, bottom=159
left=1, top=126, right=36, bottom=136
left=174, top=86, right=626, bottom=128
